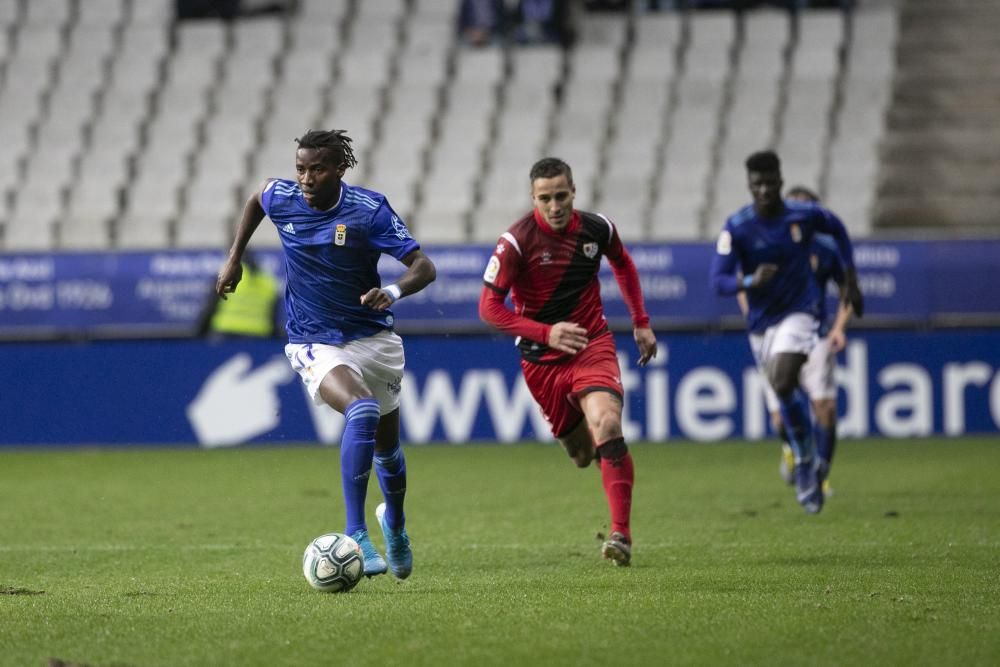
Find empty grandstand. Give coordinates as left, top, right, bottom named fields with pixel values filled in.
left=0, top=0, right=992, bottom=250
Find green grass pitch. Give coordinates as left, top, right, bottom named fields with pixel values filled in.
left=1, top=438, right=998, bottom=666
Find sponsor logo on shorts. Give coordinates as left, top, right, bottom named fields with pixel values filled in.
left=387, top=377, right=401, bottom=396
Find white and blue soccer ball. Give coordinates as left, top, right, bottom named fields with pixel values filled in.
left=302, top=533, right=364, bottom=592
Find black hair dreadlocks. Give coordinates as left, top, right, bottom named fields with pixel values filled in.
left=295, top=129, right=358, bottom=170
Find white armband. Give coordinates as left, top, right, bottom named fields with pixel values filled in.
left=383, top=284, right=402, bottom=303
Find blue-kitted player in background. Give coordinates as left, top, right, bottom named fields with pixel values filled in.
left=710, top=151, right=864, bottom=514
left=738, top=185, right=855, bottom=497
left=215, top=129, right=437, bottom=578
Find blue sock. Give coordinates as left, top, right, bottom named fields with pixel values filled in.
left=341, top=398, right=380, bottom=536
left=778, top=390, right=814, bottom=464
left=815, top=424, right=836, bottom=466
left=374, top=442, right=407, bottom=531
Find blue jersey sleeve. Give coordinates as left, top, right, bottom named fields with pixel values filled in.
left=369, top=201, right=419, bottom=260
left=811, top=206, right=854, bottom=271
left=813, top=235, right=845, bottom=288
left=710, top=222, right=742, bottom=295
left=260, top=179, right=280, bottom=217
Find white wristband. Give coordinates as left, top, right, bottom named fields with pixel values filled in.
left=383, top=284, right=402, bottom=303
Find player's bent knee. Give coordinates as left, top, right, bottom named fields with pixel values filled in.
left=768, top=370, right=798, bottom=399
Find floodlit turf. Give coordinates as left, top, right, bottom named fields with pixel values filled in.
left=1, top=438, right=998, bottom=667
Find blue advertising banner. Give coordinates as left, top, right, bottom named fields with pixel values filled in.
left=0, top=239, right=998, bottom=339
left=1, top=330, right=998, bottom=447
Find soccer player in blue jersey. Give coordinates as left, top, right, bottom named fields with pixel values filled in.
left=710, top=151, right=863, bottom=514
left=215, top=129, right=436, bottom=578
left=739, top=186, right=854, bottom=496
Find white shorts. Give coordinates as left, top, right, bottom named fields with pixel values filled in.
left=285, top=330, right=405, bottom=415
left=748, top=312, right=822, bottom=412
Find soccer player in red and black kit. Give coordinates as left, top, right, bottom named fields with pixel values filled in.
left=479, top=157, right=657, bottom=566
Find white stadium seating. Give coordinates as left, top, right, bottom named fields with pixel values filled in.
left=0, top=1, right=905, bottom=249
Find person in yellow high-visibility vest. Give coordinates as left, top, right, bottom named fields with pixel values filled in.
left=197, top=254, right=281, bottom=338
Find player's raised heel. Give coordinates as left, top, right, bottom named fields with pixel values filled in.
left=375, top=503, right=412, bottom=579
left=779, top=444, right=795, bottom=486
left=816, top=458, right=834, bottom=499
left=794, top=462, right=824, bottom=515
left=601, top=531, right=632, bottom=567
left=350, top=529, right=387, bottom=577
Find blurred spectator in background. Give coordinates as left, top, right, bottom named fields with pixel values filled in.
left=196, top=252, right=281, bottom=339
left=459, top=0, right=507, bottom=46
left=512, top=0, right=575, bottom=46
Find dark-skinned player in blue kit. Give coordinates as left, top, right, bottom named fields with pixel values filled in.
left=710, top=151, right=863, bottom=514
left=215, top=129, right=436, bottom=578
left=738, top=186, right=855, bottom=496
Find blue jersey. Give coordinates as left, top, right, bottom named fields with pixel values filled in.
left=710, top=200, right=854, bottom=333
left=810, top=234, right=846, bottom=336
left=261, top=179, right=419, bottom=345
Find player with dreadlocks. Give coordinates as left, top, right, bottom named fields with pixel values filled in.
left=216, top=129, right=436, bottom=580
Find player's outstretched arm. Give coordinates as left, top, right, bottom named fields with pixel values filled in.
left=217, top=183, right=268, bottom=299
left=605, top=245, right=657, bottom=366
left=361, top=249, right=436, bottom=311
left=842, top=268, right=864, bottom=318
left=633, top=327, right=657, bottom=367
left=812, top=207, right=864, bottom=316
left=829, top=301, right=852, bottom=351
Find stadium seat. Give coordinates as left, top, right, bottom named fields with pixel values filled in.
left=128, top=0, right=172, bottom=26
left=0, top=3, right=914, bottom=249
left=24, top=0, right=72, bottom=26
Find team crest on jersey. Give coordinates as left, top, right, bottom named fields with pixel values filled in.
left=484, top=255, right=501, bottom=283
left=334, top=223, right=347, bottom=246
left=790, top=223, right=802, bottom=243
left=582, top=242, right=598, bottom=259
left=810, top=253, right=819, bottom=272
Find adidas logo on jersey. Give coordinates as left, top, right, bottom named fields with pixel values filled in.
left=282, top=222, right=295, bottom=234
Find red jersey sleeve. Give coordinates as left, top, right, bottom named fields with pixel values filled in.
left=603, top=221, right=651, bottom=329
left=478, top=234, right=551, bottom=344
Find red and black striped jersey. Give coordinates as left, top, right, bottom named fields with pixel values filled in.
left=480, top=208, right=648, bottom=363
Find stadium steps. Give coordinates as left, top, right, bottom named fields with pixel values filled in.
left=824, top=5, right=898, bottom=235
left=0, top=7, right=68, bottom=249
left=873, top=0, right=1000, bottom=232
left=702, top=9, right=787, bottom=236
left=363, top=0, right=449, bottom=224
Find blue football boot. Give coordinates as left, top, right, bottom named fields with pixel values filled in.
left=375, top=503, right=412, bottom=579
left=795, top=460, right=824, bottom=515
left=350, top=529, right=387, bottom=577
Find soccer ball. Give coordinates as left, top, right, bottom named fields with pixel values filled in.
left=302, top=532, right=365, bottom=592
